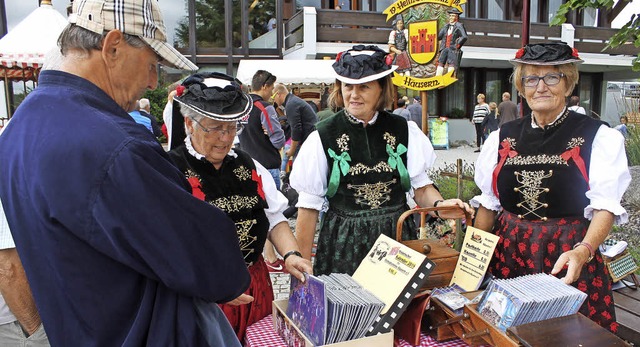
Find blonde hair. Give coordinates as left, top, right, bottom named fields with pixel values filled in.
left=512, top=63, right=579, bottom=95
left=328, top=76, right=395, bottom=112
left=489, top=102, right=497, bottom=110
left=477, top=93, right=486, bottom=101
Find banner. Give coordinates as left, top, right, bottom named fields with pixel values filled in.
left=391, top=70, right=457, bottom=91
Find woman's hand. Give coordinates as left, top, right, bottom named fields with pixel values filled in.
left=285, top=255, right=313, bottom=283
left=225, top=293, right=254, bottom=306
left=551, top=246, right=591, bottom=284
left=436, top=199, right=475, bottom=220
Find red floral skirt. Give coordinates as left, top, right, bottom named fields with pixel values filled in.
left=219, top=255, right=274, bottom=343
left=489, top=211, right=618, bottom=332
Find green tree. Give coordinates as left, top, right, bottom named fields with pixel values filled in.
left=550, top=0, right=640, bottom=71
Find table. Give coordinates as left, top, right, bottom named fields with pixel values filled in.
left=245, top=315, right=470, bottom=347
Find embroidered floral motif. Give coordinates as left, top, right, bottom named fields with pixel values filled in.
left=233, top=165, right=251, bottom=181
left=383, top=132, right=397, bottom=150
left=506, top=154, right=568, bottom=166
left=347, top=179, right=397, bottom=209
left=567, top=137, right=585, bottom=149
left=336, top=134, right=350, bottom=152
left=505, top=137, right=517, bottom=149
left=211, top=195, right=259, bottom=213
left=514, top=170, right=553, bottom=219
left=348, top=162, right=393, bottom=175
left=235, top=219, right=258, bottom=264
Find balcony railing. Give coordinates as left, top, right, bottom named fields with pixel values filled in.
left=285, top=9, right=637, bottom=57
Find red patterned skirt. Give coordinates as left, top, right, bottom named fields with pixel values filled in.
left=489, top=211, right=618, bottom=332
left=219, top=255, right=275, bottom=343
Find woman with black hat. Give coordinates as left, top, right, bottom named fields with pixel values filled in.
left=167, top=73, right=312, bottom=342
left=290, top=45, right=473, bottom=276
left=471, top=42, right=630, bottom=331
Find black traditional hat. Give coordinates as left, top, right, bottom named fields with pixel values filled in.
left=333, top=45, right=398, bottom=84
left=169, top=72, right=252, bottom=150
left=510, top=42, right=583, bottom=65
left=447, top=8, right=462, bottom=15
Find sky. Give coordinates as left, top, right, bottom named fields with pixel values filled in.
left=3, top=0, right=639, bottom=40
left=4, top=0, right=186, bottom=44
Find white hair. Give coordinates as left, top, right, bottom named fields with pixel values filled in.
left=139, top=98, right=150, bottom=110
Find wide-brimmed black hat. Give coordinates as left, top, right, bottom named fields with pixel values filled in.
left=510, top=42, right=583, bottom=65
left=169, top=72, right=251, bottom=150
left=447, top=8, right=462, bottom=15
left=173, top=72, right=252, bottom=121
left=333, top=45, right=398, bottom=84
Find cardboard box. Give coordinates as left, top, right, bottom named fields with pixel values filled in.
left=272, top=299, right=393, bottom=347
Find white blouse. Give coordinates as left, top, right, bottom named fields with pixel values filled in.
left=290, top=113, right=436, bottom=211
left=470, top=119, right=631, bottom=225
left=185, top=136, right=289, bottom=232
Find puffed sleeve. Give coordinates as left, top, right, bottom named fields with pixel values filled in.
left=470, top=130, right=502, bottom=211
left=584, top=125, right=631, bottom=224
left=253, top=159, right=289, bottom=231
left=406, top=121, right=435, bottom=190
left=290, top=131, right=328, bottom=211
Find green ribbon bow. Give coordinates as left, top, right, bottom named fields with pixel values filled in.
left=387, top=143, right=410, bottom=192
left=327, top=148, right=351, bottom=198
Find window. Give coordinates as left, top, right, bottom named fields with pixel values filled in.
left=158, top=0, right=190, bottom=49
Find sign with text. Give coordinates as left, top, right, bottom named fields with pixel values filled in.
left=449, top=226, right=499, bottom=291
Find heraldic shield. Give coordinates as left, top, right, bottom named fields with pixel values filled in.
left=408, top=20, right=438, bottom=65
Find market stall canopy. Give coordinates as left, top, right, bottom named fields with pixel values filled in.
left=236, top=59, right=337, bottom=86
left=0, top=1, right=67, bottom=81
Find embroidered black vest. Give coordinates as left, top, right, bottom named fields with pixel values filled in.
left=496, top=111, right=602, bottom=220
left=317, top=111, right=410, bottom=211
left=168, top=147, right=270, bottom=265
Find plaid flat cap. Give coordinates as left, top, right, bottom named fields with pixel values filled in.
left=69, top=0, right=198, bottom=71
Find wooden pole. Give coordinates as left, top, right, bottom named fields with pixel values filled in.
left=421, top=90, right=428, bottom=135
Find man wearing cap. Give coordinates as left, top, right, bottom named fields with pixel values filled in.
left=436, top=8, right=467, bottom=76
left=0, top=0, right=250, bottom=346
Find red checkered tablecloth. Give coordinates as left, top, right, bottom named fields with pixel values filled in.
left=245, top=315, right=470, bottom=347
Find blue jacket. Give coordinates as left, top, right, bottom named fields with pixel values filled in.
left=0, top=71, right=250, bottom=346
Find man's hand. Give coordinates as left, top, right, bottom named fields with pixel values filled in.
left=284, top=255, right=313, bottom=283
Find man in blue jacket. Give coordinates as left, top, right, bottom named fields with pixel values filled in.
left=0, top=0, right=250, bottom=345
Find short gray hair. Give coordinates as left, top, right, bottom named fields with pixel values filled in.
left=58, top=24, right=147, bottom=56
left=138, top=98, right=150, bottom=110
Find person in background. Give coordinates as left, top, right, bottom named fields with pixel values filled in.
left=273, top=84, right=318, bottom=162
left=238, top=70, right=285, bottom=190
left=167, top=73, right=312, bottom=342
left=481, top=101, right=499, bottom=141
left=392, top=98, right=411, bottom=121
left=472, top=93, right=490, bottom=152
left=128, top=100, right=153, bottom=133
left=614, top=115, right=629, bottom=138
left=497, top=92, right=518, bottom=127
left=407, top=96, right=422, bottom=126
left=290, top=45, right=473, bottom=276
left=471, top=42, right=630, bottom=332
left=568, top=95, right=587, bottom=115
left=138, top=98, right=163, bottom=138
left=0, top=0, right=251, bottom=345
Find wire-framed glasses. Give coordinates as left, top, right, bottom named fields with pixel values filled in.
left=522, top=73, right=565, bottom=88
left=191, top=117, right=244, bottom=136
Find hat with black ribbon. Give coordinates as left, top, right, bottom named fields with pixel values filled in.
left=169, top=72, right=252, bottom=150
left=510, top=42, right=583, bottom=66
left=333, top=45, right=398, bottom=84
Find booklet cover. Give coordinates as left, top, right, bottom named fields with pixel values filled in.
left=287, top=273, right=327, bottom=346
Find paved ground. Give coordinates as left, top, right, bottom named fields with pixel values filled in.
left=432, top=144, right=481, bottom=170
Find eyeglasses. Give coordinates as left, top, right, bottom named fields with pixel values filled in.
left=522, top=73, right=565, bottom=88
left=191, top=117, right=244, bottom=136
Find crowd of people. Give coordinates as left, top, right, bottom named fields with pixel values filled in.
left=0, top=1, right=633, bottom=346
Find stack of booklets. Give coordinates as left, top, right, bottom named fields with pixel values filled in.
left=476, top=273, right=587, bottom=332
left=286, top=273, right=385, bottom=345
left=431, top=284, right=473, bottom=315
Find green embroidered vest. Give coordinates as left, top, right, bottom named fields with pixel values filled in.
left=317, top=110, right=410, bottom=211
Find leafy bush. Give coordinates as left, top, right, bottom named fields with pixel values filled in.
left=428, top=161, right=481, bottom=202
left=447, top=107, right=466, bottom=119
left=626, top=125, right=640, bottom=166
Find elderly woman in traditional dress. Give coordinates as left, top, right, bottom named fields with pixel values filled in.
left=472, top=42, right=631, bottom=332
left=290, top=45, right=473, bottom=276
left=167, top=72, right=312, bottom=342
